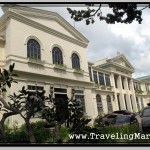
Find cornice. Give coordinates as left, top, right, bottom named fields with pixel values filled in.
left=91, top=65, right=111, bottom=74
left=14, top=70, right=93, bottom=86
left=99, top=62, right=134, bottom=73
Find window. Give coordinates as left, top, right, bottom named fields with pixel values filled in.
left=134, top=82, right=141, bottom=90
left=117, top=94, right=121, bottom=110
left=96, top=94, right=103, bottom=113
left=74, top=90, right=84, bottom=94
left=114, top=75, right=118, bottom=88
left=124, top=94, right=128, bottom=110
left=145, top=84, right=149, bottom=91
left=130, top=95, right=134, bottom=111
left=75, top=95, right=86, bottom=113
left=105, top=74, right=111, bottom=86
left=72, top=53, right=80, bottom=69
left=93, top=71, right=98, bottom=84
left=88, top=67, right=93, bottom=81
left=27, top=39, right=41, bottom=59
left=28, top=85, right=44, bottom=91
left=106, top=95, right=113, bottom=113
left=128, top=79, right=130, bottom=90
left=122, top=77, right=124, bottom=89
left=136, top=97, right=140, bottom=111
left=54, top=88, right=67, bottom=93
left=52, top=47, right=63, bottom=64
left=98, top=72, right=105, bottom=85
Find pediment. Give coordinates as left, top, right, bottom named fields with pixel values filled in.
left=2, top=4, right=89, bottom=44
left=110, top=54, right=134, bottom=70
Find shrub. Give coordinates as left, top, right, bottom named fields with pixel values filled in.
left=4, top=121, right=55, bottom=143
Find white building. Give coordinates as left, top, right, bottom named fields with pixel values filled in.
left=0, top=5, right=150, bottom=125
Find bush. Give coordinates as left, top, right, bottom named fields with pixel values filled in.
left=4, top=121, right=55, bottom=143
left=5, top=124, right=28, bottom=143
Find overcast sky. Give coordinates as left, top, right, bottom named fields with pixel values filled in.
left=0, top=5, right=150, bottom=78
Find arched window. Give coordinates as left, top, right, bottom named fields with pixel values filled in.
left=27, top=39, right=41, bottom=59
left=96, top=94, right=103, bottom=113
left=106, top=95, right=113, bottom=113
left=72, top=53, right=80, bottom=69
left=52, top=47, right=63, bottom=64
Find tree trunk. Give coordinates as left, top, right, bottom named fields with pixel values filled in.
left=54, top=122, right=62, bottom=143
left=0, top=123, right=5, bottom=142
left=25, top=119, right=36, bottom=143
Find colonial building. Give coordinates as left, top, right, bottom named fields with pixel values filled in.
left=0, top=5, right=150, bottom=125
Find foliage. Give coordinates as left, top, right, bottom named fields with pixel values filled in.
left=54, top=62, right=67, bottom=68
left=67, top=4, right=150, bottom=25
left=0, top=63, right=18, bottom=91
left=4, top=121, right=55, bottom=143
left=0, top=63, right=19, bottom=142
left=74, top=68, right=84, bottom=73
left=135, top=89, right=144, bottom=94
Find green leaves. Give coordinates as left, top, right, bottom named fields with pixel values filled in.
left=9, top=63, right=15, bottom=73
left=0, top=63, right=18, bottom=91
left=67, top=4, right=146, bottom=25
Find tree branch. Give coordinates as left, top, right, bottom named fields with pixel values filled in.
left=139, top=4, right=150, bottom=11
left=90, top=4, right=102, bottom=17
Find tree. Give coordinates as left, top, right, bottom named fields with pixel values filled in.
left=42, top=94, right=69, bottom=143
left=42, top=92, right=92, bottom=143
left=8, top=87, right=47, bottom=143
left=0, top=63, right=18, bottom=142
left=67, top=4, right=150, bottom=25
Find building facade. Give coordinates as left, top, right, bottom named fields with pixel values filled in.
left=0, top=5, right=150, bottom=125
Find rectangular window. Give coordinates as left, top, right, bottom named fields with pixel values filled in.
left=28, top=85, right=44, bottom=91
left=88, top=67, right=93, bottom=81
left=145, top=84, right=149, bottom=91
left=105, top=74, right=111, bottom=86
left=136, top=97, right=140, bottom=111
left=117, top=94, right=121, bottom=110
left=74, top=90, right=84, bottom=94
left=98, top=72, right=105, bottom=85
left=54, top=88, right=67, bottom=93
left=124, top=94, right=128, bottom=110
left=114, top=75, right=118, bottom=88
left=122, top=77, right=124, bottom=89
left=128, top=79, right=130, bottom=90
left=138, top=83, right=141, bottom=90
left=141, top=97, right=144, bottom=109
left=93, top=71, right=98, bottom=84
left=75, top=95, right=86, bottom=113
left=130, top=95, right=134, bottom=111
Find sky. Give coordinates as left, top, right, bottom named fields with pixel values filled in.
left=0, top=5, right=150, bottom=78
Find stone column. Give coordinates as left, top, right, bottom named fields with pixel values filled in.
left=110, top=73, right=118, bottom=110
left=130, top=79, right=138, bottom=112
left=126, top=94, right=132, bottom=111
left=124, top=77, right=128, bottom=90
left=118, top=75, right=126, bottom=110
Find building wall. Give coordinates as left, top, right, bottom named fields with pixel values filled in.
left=0, top=7, right=150, bottom=126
